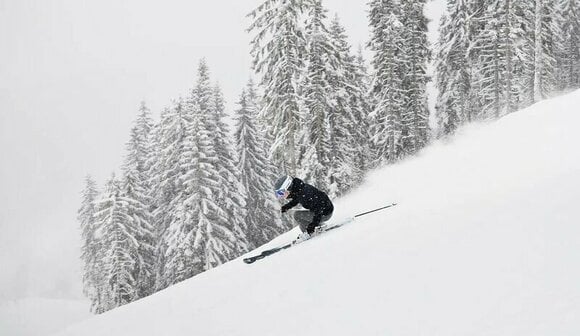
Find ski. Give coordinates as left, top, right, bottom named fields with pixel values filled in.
left=243, top=203, right=397, bottom=264
left=242, top=218, right=348, bottom=264
left=242, top=242, right=293, bottom=264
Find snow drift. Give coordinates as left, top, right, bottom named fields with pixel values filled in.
left=55, top=90, right=580, bottom=335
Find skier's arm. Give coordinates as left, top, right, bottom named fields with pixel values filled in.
left=281, top=199, right=299, bottom=212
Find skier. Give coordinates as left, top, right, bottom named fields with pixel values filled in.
left=274, top=175, right=334, bottom=242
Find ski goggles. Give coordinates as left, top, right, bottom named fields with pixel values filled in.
left=275, top=189, right=289, bottom=199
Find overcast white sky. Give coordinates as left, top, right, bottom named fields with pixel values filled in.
left=0, top=0, right=376, bottom=301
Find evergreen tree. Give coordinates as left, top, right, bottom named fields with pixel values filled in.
left=353, top=46, right=374, bottom=171
left=191, top=60, right=246, bottom=268
left=160, top=98, right=209, bottom=284
left=121, top=103, right=156, bottom=298
left=94, top=174, right=140, bottom=310
left=368, top=0, right=406, bottom=164
left=434, top=0, right=472, bottom=136
left=120, top=170, right=155, bottom=299
left=210, top=84, right=249, bottom=253
left=148, top=101, right=189, bottom=290
left=400, top=0, right=431, bottom=152
left=327, top=15, right=367, bottom=196
left=532, top=0, right=560, bottom=102
left=298, top=0, right=335, bottom=191
left=509, top=0, right=538, bottom=109
left=78, top=175, right=100, bottom=313
left=234, top=82, right=287, bottom=248
left=152, top=97, right=199, bottom=288
left=159, top=94, right=209, bottom=286
left=504, top=0, right=533, bottom=111
left=471, top=0, right=510, bottom=119
left=130, top=102, right=155, bottom=182
left=248, top=0, right=311, bottom=172
left=161, top=60, right=245, bottom=287
left=558, top=0, right=580, bottom=90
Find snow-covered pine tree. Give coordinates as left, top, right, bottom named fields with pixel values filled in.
left=509, top=1, right=538, bottom=109
left=148, top=101, right=189, bottom=290
left=351, top=46, right=375, bottom=171
left=120, top=171, right=155, bottom=299
left=248, top=0, right=311, bottom=173
left=120, top=173, right=156, bottom=299
left=558, top=0, right=580, bottom=90
left=368, top=0, right=406, bottom=164
left=327, top=14, right=366, bottom=197
left=159, top=90, right=208, bottom=286
left=210, top=84, right=249, bottom=253
left=78, top=175, right=100, bottom=313
left=160, top=99, right=209, bottom=285
left=298, top=0, right=335, bottom=192
left=502, top=0, right=534, bottom=112
left=131, top=102, right=155, bottom=183
left=247, top=79, right=295, bottom=231
left=474, top=0, right=533, bottom=111
left=191, top=60, right=246, bottom=268
left=501, top=0, right=528, bottom=114
left=121, top=103, right=156, bottom=298
left=507, top=0, right=561, bottom=106
left=434, top=0, right=472, bottom=136
left=532, top=0, right=560, bottom=102
left=400, top=0, right=430, bottom=152
left=234, top=83, right=287, bottom=248
left=161, top=60, right=244, bottom=287
left=470, top=0, right=511, bottom=119
left=93, top=174, right=140, bottom=311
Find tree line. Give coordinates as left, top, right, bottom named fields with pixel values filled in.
left=436, top=0, right=580, bottom=134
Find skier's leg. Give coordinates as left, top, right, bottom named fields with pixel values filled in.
left=295, top=210, right=333, bottom=233
left=293, top=210, right=314, bottom=232
left=310, top=212, right=333, bottom=233
left=320, top=212, right=333, bottom=224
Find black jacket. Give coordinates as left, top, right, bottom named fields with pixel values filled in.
left=281, top=178, right=334, bottom=226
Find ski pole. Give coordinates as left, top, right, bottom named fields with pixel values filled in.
left=353, top=203, right=397, bottom=218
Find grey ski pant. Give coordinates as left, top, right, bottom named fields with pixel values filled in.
left=293, top=210, right=333, bottom=233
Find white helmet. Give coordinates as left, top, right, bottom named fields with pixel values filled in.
left=274, top=175, right=293, bottom=199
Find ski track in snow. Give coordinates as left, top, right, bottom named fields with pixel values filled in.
left=50, top=90, right=580, bottom=335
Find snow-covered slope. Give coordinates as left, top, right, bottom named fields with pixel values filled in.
left=0, top=298, right=89, bottom=336
left=55, top=90, right=580, bottom=336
